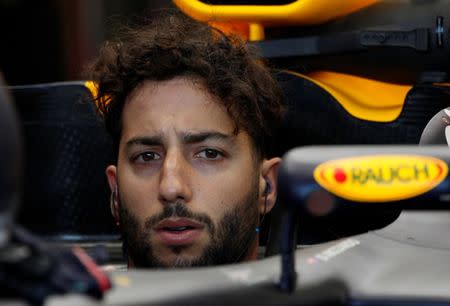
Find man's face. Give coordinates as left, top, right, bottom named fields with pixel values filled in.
left=107, top=77, right=278, bottom=268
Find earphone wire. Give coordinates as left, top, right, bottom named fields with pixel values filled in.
left=256, top=192, right=268, bottom=233
left=233, top=190, right=269, bottom=263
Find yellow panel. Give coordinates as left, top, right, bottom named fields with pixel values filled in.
left=173, top=0, right=380, bottom=26
left=85, top=80, right=111, bottom=115
left=208, top=22, right=264, bottom=41
left=248, top=23, right=265, bottom=41
left=289, top=71, right=412, bottom=122
left=84, top=80, right=98, bottom=99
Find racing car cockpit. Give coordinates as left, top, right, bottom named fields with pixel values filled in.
left=2, top=0, right=450, bottom=305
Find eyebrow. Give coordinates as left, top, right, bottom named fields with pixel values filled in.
left=182, top=131, right=231, bottom=144
left=126, top=135, right=163, bottom=147
left=125, top=131, right=233, bottom=149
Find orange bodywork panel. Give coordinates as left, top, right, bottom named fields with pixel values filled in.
left=173, top=0, right=380, bottom=27
left=299, top=71, right=412, bottom=122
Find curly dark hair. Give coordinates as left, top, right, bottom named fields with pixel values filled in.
left=88, top=11, right=285, bottom=161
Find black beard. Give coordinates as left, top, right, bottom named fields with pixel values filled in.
left=118, top=182, right=260, bottom=268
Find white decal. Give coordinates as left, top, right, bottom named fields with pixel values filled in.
left=223, top=268, right=252, bottom=283
left=314, top=238, right=360, bottom=262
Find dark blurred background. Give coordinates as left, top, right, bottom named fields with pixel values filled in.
left=0, top=0, right=175, bottom=85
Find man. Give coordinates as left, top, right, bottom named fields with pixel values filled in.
left=89, top=11, right=285, bottom=268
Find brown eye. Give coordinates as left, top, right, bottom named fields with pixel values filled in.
left=136, top=152, right=160, bottom=162
left=204, top=149, right=219, bottom=159
left=196, top=148, right=223, bottom=160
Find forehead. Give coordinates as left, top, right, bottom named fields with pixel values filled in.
left=121, top=77, right=235, bottom=139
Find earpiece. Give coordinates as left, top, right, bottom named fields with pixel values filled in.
left=112, top=185, right=118, bottom=201
left=111, top=185, right=120, bottom=227
left=263, top=179, right=271, bottom=195
left=257, top=179, right=271, bottom=234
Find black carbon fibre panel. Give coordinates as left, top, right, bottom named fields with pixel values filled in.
left=11, top=82, right=118, bottom=240
left=273, top=71, right=450, bottom=157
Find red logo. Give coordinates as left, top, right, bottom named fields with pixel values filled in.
left=333, top=168, right=347, bottom=183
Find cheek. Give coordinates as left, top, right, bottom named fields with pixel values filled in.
left=194, top=166, right=256, bottom=219
left=117, top=166, right=160, bottom=220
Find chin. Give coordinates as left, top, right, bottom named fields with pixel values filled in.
left=171, top=256, right=200, bottom=268
left=157, top=254, right=203, bottom=268
left=150, top=245, right=199, bottom=267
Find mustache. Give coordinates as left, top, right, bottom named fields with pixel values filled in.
left=144, top=202, right=215, bottom=234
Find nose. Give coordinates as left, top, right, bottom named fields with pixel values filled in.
left=158, top=149, right=192, bottom=204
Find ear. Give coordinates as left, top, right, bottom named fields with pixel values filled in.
left=259, top=157, right=282, bottom=214
left=106, top=165, right=120, bottom=224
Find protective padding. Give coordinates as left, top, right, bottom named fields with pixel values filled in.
left=10, top=82, right=118, bottom=241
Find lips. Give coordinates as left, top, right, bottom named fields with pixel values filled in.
left=154, top=218, right=204, bottom=246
